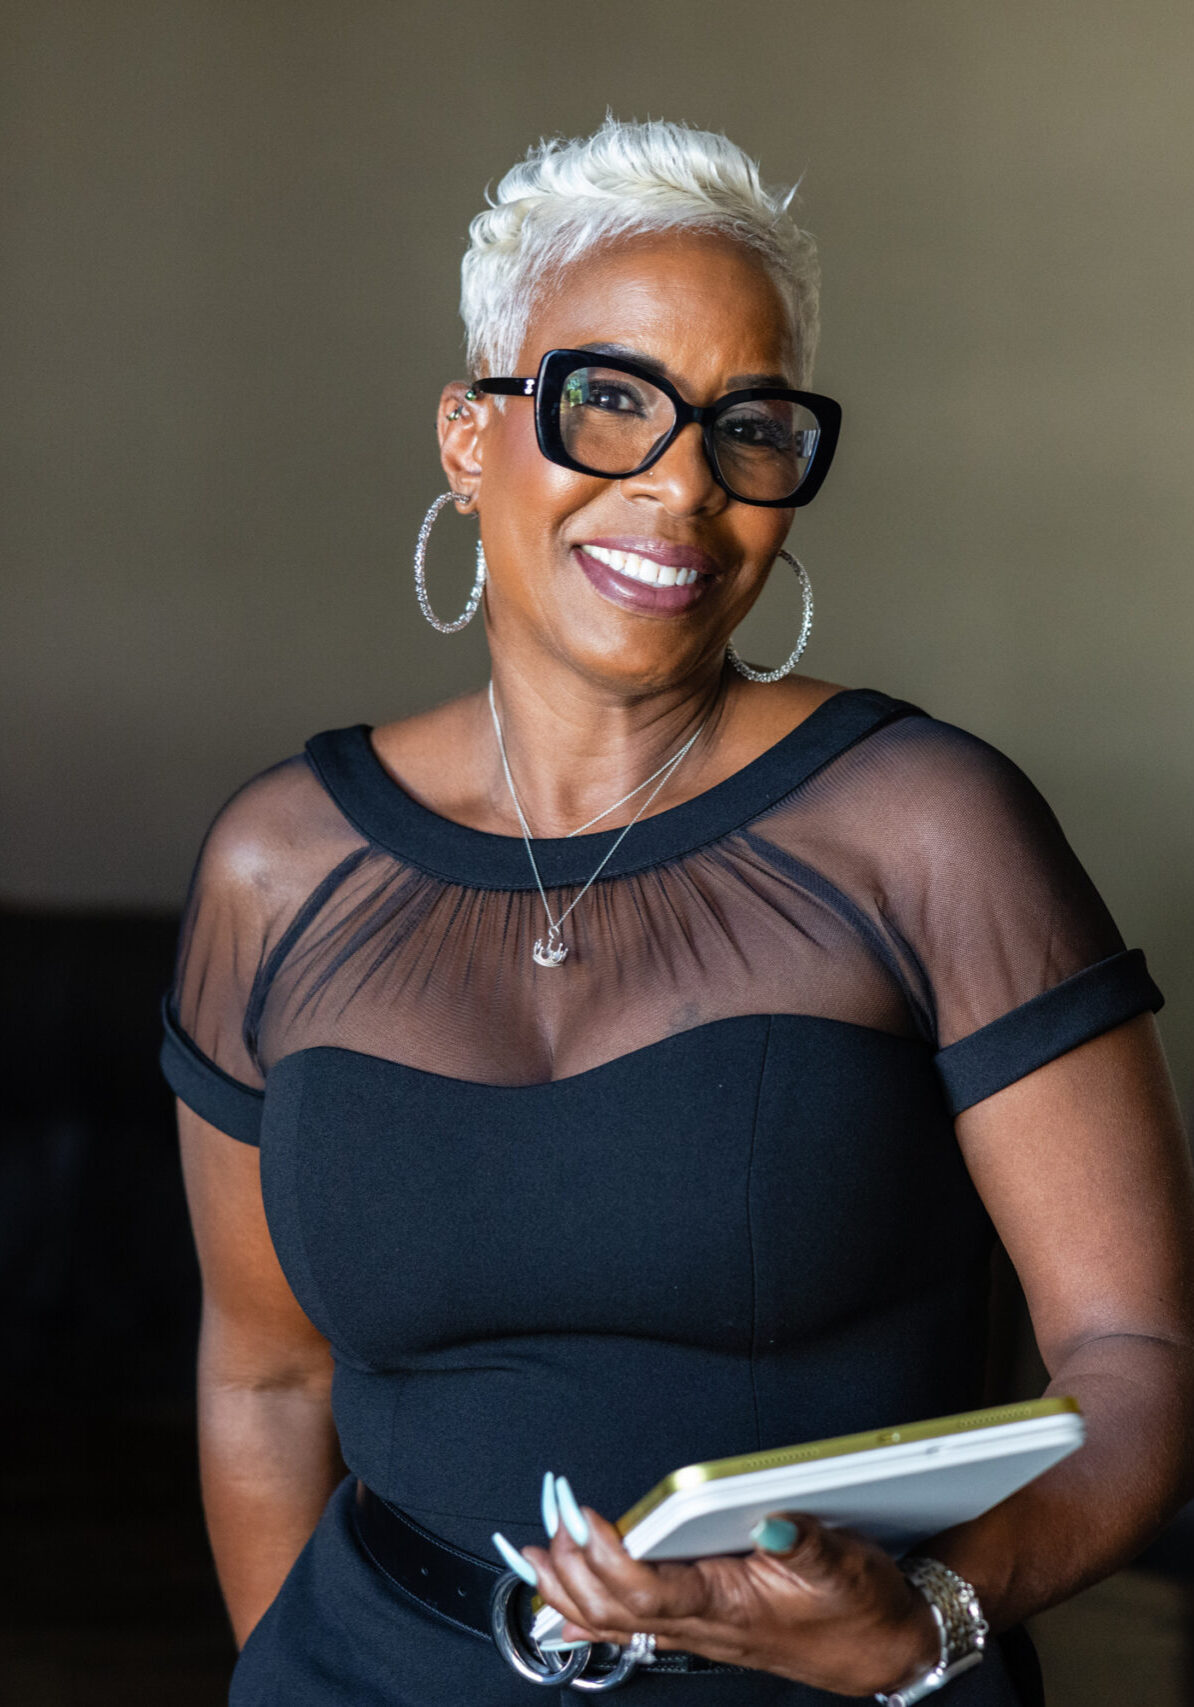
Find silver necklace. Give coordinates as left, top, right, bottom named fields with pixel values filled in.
left=565, top=737, right=707, bottom=836
left=486, top=679, right=710, bottom=967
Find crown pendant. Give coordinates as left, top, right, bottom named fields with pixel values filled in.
left=532, top=927, right=568, bottom=968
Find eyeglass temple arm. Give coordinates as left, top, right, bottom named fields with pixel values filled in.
left=474, top=378, right=537, bottom=397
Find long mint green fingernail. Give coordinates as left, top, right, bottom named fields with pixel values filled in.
left=541, top=1470, right=559, bottom=1538
left=539, top=1637, right=591, bottom=1652
left=491, top=1530, right=537, bottom=1585
left=750, top=1517, right=799, bottom=1553
left=554, top=1476, right=590, bottom=1546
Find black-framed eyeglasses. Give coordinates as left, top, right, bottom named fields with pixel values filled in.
left=475, top=348, right=841, bottom=507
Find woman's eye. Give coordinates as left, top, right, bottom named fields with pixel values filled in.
left=718, top=414, right=792, bottom=450
left=586, top=383, right=646, bottom=414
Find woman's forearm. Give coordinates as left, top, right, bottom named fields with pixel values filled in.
left=198, top=1356, right=344, bottom=1648
left=926, top=1332, right=1194, bottom=1631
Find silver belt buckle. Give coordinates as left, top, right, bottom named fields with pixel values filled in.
left=489, top=1572, right=651, bottom=1691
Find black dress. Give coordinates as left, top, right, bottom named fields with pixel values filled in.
left=160, top=687, right=1163, bottom=1705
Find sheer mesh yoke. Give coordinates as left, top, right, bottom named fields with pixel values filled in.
left=163, top=688, right=1161, bottom=1133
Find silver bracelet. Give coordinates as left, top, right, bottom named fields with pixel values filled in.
left=874, top=1556, right=989, bottom=1706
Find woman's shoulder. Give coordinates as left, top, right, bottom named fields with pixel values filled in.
left=740, top=673, right=852, bottom=741
left=863, top=695, right=1048, bottom=793
left=840, top=693, right=1073, bottom=870
left=186, top=746, right=365, bottom=914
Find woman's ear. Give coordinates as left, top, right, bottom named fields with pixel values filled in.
left=437, top=381, right=486, bottom=512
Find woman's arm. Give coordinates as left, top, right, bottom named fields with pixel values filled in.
left=178, top=1100, right=345, bottom=1649
left=925, top=1009, right=1194, bottom=1621
left=521, top=1011, right=1194, bottom=1695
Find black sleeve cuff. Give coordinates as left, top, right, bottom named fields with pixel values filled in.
left=934, top=947, right=1164, bottom=1116
left=159, top=993, right=264, bottom=1145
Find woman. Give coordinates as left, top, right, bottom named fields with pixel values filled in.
left=163, top=118, right=1194, bottom=1704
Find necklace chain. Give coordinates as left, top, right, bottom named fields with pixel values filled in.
left=563, top=737, right=698, bottom=835
left=486, top=679, right=710, bottom=966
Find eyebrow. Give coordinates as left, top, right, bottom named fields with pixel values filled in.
left=576, top=341, right=794, bottom=391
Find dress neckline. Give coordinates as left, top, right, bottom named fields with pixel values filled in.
left=303, top=686, right=923, bottom=890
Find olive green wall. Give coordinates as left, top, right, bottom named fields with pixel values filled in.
left=4, top=1, right=1191, bottom=1107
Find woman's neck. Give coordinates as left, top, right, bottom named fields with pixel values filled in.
left=368, top=657, right=843, bottom=840
left=483, top=655, right=732, bottom=838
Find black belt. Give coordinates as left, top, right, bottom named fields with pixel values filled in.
left=351, top=1481, right=743, bottom=1686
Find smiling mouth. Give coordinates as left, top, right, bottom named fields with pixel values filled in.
left=579, top=544, right=703, bottom=588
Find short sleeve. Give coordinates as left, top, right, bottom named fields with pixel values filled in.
left=160, top=991, right=264, bottom=1142
left=870, top=718, right=1164, bottom=1115
left=160, top=751, right=350, bottom=1144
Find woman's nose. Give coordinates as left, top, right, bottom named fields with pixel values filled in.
left=619, top=422, right=727, bottom=517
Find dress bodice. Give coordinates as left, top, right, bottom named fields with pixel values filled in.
left=160, top=686, right=1161, bottom=1554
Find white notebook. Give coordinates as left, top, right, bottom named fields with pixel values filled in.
left=531, top=1397, right=1083, bottom=1647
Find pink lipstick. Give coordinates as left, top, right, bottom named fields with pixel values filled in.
left=572, top=537, right=720, bottom=617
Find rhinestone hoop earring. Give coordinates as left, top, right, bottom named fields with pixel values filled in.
left=726, top=549, right=813, bottom=682
left=413, top=492, right=487, bottom=633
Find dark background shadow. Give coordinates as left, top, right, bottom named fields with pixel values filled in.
left=0, top=907, right=235, bottom=1699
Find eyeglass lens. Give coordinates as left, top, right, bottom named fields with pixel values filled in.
left=558, top=364, right=822, bottom=502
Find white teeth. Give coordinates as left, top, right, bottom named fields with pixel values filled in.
left=581, top=544, right=701, bottom=588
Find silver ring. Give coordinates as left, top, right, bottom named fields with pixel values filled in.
left=488, top=1571, right=589, bottom=1687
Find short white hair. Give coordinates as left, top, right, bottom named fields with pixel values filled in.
left=460, top=117, right=821, bottom=386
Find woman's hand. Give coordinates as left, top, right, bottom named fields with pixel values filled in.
left=515, top=1477, right=939, bottom=1697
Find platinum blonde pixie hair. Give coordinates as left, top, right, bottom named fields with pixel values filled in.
left=460, top=117, right=821, bottom=386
